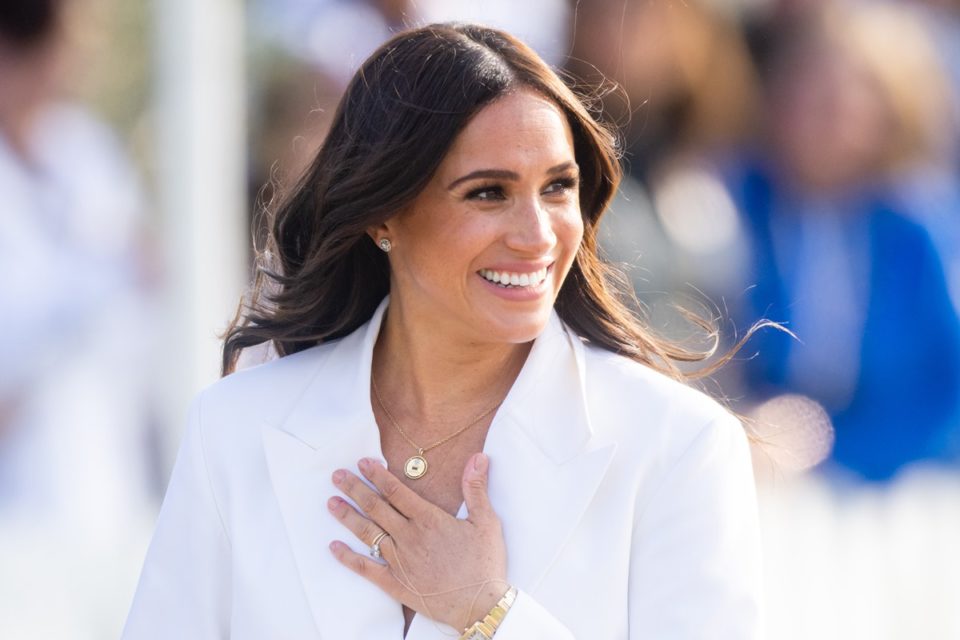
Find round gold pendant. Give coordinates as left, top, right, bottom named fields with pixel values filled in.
left=404, top=455, right=428, bottom=479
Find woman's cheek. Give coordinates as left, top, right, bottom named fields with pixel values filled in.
left=560, top=205, right=585, bottom=245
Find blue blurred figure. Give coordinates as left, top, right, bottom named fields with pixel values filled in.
left=727, top=3, right=960, bottom=482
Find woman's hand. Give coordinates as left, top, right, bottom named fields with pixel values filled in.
left=327, top=453, right=508, bottom=631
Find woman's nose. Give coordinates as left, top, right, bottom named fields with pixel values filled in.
left=505, top=198, right=556, bottom=253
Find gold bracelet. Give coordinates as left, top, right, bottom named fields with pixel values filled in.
left=459, top=586, right=518, bottom=640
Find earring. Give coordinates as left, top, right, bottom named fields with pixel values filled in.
left=378, top=238, right=392, bottom=252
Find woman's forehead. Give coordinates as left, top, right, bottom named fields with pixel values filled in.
left=440, top=90, right=576, bottom=175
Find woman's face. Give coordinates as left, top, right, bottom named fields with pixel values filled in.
left=381, top=89, right=584, bottom=345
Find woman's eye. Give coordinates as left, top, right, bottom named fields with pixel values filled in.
left=466, top=185, right=506, bottom=201
left=543, top=177, right=578, bottom=196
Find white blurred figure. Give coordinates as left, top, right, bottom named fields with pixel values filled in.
left=0, top=1, right=156, bottom=636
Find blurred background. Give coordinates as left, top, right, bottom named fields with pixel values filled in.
left=1, top=0, right=959, bottom=637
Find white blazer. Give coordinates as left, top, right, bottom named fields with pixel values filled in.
left=123, top=299, right=763, bottom=639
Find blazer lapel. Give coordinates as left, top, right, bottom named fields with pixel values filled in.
left=262, top=299, right=405, bottom=638
left=406, top=314, right=617, bottom=640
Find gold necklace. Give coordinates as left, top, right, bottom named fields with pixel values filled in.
left=371, top=375, right=503, bottom=479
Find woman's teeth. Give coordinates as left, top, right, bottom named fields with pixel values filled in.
left=479, top=267, right=549, bottom=288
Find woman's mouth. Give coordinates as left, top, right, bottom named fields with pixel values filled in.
left=477, top=265, right=550, bottom=289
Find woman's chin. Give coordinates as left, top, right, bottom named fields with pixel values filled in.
left=473, top=306, right=554, bottom=346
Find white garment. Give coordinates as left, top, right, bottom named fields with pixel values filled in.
left=0, top=103, right=157, bottom=638
left=124, top=298, right=763, bottom=639
left=0, top=102, right=154, bottom=535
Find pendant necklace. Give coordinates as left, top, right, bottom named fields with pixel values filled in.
left=371, top=375, right=504, bottom=480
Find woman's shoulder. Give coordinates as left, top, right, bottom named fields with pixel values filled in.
left=191, top=340, right=341, bottom=439
left=577, top=342, right=754, bottom=506
left=579, top=340, right=743, bottom=454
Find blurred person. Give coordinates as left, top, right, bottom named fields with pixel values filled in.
left=722, top=3, right=960, bottom=482
left=125, top=23, right=764, bottom=639
left=0, top=0, right=157, bottom=634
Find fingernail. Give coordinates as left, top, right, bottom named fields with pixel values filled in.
left=333, top=469, right=346, bottom=484
left=329, top=541, right=342, bottom=552
left=327, top=496, right=343, bottom=511
left=358, top=457, right=373, bottom=470
left=474, top=453, right=487, bottom=472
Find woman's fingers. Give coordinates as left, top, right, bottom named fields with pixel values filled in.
left=331, top=469, right=407, bottom=534
left=461, top=453, right=495, bottom=524
left=328, top=540, right=408, bottom=602
left=327, top=496, right=390, bottom=548
left=357, top=457, right=444, bottom=521
left=328, top=535, right=422, bottom=611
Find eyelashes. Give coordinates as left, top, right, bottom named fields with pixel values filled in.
left=464, top=175, right=580, bottom=202
left=465, top=184, right=506, bottom=201
left=545, top=176, right=579, bottom=193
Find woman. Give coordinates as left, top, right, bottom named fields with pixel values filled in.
left=123, top=23, right=762, bottom=639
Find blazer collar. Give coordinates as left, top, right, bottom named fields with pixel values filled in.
left=261, top=296, right=616, bottom=639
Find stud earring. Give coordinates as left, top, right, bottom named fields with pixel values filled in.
left=378, top=238, right=392, bottom=252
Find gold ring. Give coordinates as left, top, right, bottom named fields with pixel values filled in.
left=370, top=531, right=389, bottom=559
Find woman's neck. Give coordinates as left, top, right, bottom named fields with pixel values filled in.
left=371, top=303, right=530, bottom=436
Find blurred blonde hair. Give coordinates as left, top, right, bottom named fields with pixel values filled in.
left=822, top=2, right=953, bottom=168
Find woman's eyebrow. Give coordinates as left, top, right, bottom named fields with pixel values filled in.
left=547, top=161, right=579, bottom=176
left=447, top=169, right=519, bottom=190
left=446, top=162, right=579, bottom=190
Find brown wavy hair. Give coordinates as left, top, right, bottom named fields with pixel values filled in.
left=223, top=22, right=758, bottom=379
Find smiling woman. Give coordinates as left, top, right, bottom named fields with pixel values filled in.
left=123, top=23, right=764, bottom=640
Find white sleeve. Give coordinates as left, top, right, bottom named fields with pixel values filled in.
left=121, top=392, right=232, bottom=639
left=627, top=413, right=764, bottom=639
left=489, top=589, right=576, bottom=639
